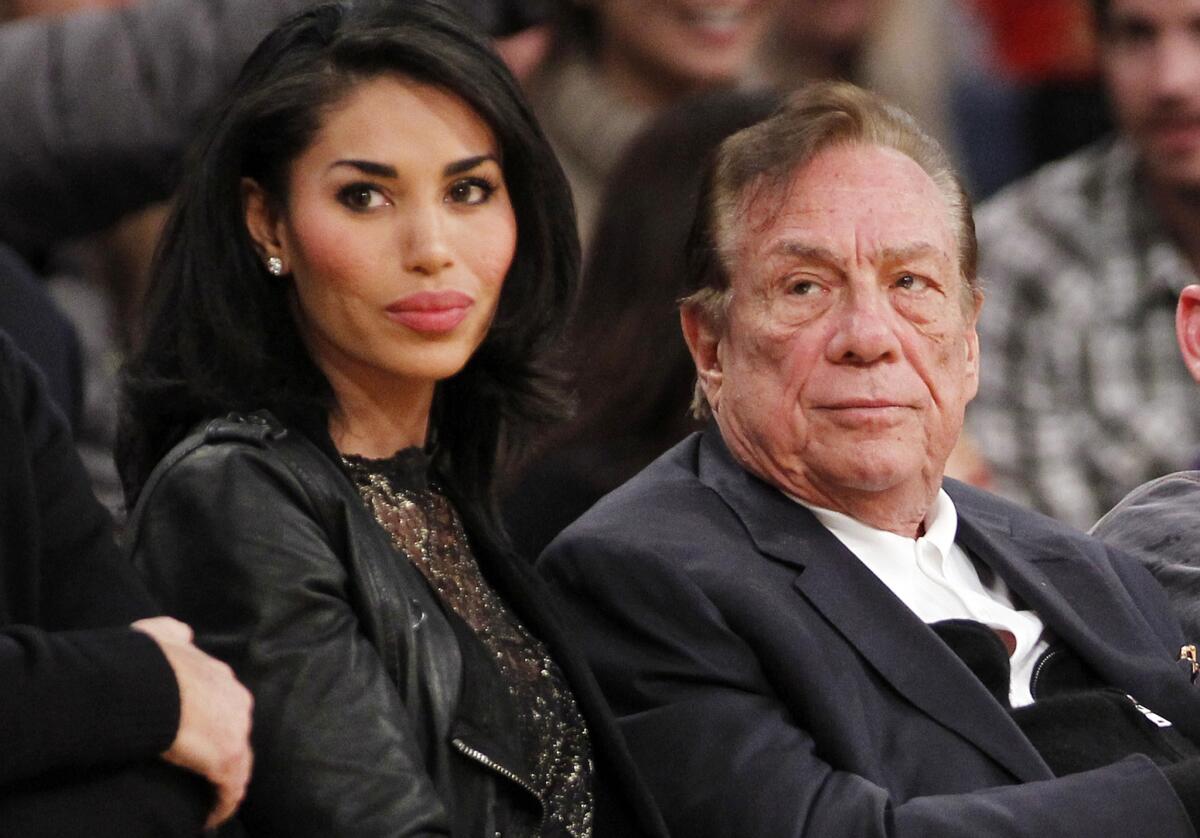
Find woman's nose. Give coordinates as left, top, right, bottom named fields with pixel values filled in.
left=402, top=205, right=454, bottom=276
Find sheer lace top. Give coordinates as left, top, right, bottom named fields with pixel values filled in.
left=341, top=449, right=594, bottom=837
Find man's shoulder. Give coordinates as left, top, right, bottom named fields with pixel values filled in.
left=544, top=433, right=748, bottom=560
left=945, top=477, right=1099, bottom=545
left=975, top=138, right=1126, bottom=264
left=1092, top=471, right=1200, bottom=560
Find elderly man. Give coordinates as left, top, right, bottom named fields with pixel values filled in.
left=539, top=82, right=1200, bottom=836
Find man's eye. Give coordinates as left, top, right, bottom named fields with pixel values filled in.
left=337, top=184, right=388, bottom=210
left=895, top=273, right=929, bottom=291
left=788, top=279, right=820, bottom=296
left=447, top=177, right=495, bottom=205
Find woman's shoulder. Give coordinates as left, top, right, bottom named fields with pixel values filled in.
left=133, top=410, right=344, bottom=515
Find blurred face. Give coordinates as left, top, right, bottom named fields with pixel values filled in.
left=596, top=0, right=774, bottom=104
left=1101, top=0, right=1200, bottom=190
left=4, top=0, right=127, bottom=17
left=776, top=0, right=880, bottom=55
left=687, top=144, right=979, bottom=529
left=245, top=76, right=516, bottom=419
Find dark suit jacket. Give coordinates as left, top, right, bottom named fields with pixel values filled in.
left=0, top=330, right=206, bottom=835
left=540, top=429, right=1200, bottom=837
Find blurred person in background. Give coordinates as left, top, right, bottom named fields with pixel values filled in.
left=969, top=0, right=1200, bottom=529
left=1093, top=282, right=1200, bottom=640
left=754, top=0, right=961, bottom=168
left=503, top=88, right=779, bottom=557
left=525, top=0, right=777, bottom=246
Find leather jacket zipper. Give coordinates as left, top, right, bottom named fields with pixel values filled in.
left=451, top=737, right=545, bottom=829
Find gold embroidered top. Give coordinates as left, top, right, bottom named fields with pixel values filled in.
left=342, top=450, right=594, bottom=838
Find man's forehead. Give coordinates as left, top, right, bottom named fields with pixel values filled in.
left=729, top=144, right=957, bottom=265
left=1106, top=0, right=1200, bottom=28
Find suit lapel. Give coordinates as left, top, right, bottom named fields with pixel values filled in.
left=949, top=484, right=1197, bottom=728
left=696, top=432, right=1050, bottom=782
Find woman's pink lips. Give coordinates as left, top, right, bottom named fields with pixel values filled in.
left=386, top=290, right=473, bottom=333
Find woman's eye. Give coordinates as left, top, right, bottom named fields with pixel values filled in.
left=337, top=184, right=388, bottom=210
left=447, top=177, right=495, bottom=206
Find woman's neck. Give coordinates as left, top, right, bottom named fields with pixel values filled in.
left=326, top=370, right=435, bottom=459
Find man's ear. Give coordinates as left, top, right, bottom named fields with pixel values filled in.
left=963, top=287, right=983, bottom=400
left=241, top=178, right=287, bottom=270
left=681, top=303, right=724, bottom=412
left=1176, top=285, right=1200, bottom=384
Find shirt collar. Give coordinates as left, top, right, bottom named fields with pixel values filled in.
left=793, top=488, right=959, bottom=559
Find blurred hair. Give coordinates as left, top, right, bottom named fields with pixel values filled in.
left=681, top=80, right=978, bottom=418
left=119, top=0, right=579, bottom=537
left=544, top=0, right=600, bottom=58
left=1089, top=0, right=1112, bottom=32
left=500, top=88, right=779, bottom=557
left=566, top=88, right=780, bottom=449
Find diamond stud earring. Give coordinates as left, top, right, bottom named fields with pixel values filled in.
left=267, top=256, right=284, bottom=276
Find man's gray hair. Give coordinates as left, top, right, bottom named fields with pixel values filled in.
left=681, top=80, right=978, bottom=419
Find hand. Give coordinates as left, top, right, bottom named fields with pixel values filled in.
left=133, top=616, right=254, bottom=828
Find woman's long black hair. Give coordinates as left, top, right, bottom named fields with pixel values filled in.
left=118, top=0, right=579, bottom=544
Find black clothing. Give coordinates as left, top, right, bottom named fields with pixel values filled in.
left=0, top=245, right=81, bottom=428
left=127, top=411, right=667, bottom=837
left=0, top=329, right=204, bottom=835
left=343, top=450, right=594, bottom=837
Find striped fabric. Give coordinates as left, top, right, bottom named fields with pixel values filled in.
left=968, top=138, right=1200, bottom=529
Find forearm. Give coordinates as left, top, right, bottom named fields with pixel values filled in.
left=0, top=625, right=179, bottom=787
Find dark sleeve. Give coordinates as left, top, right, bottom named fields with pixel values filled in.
left=539, top=532, right=1197, bottom=838
left=1092, top=473, right=1200, bottom=643
left=127, top=443, right=452, bottom=837
left=0, top=329, right=154, bottom=628
left=0, top=331, right=199, bottom=831
left=0, top=246, right=81, bottom=429
left=0, top=0, right=315, bottom=252
left=0, top=626, right=180, bottom=787
left=0, top=757, right=208, bottom=838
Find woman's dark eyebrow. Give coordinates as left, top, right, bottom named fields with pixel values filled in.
left=444, top=155, right=496, bottom=176
left=329, top=155, right=497, bottom=178
left=330, top=159, right=397, bottom=177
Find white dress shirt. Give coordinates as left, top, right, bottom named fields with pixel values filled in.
left=797, top=489, right=1048, bottom=708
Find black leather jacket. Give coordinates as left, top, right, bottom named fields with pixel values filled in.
left=125, top=412, right=667, bottom=837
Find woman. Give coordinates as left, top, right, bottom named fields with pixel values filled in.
left=524, top=0, right=773, bottom=246
left=118, top=3, right=666, bottom=836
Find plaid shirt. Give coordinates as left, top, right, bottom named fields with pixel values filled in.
left=968, top=138, right=1200, bottom=529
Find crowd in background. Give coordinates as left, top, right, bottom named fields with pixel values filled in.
left=5, top=0, right=1200, bottom=834
left=0, top=0, right=1133, bottom=539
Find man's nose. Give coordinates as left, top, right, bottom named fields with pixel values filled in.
left=402, top=204, right=454, bottom=276
left=824, top=289, right=902, bottom=366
